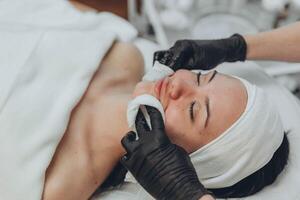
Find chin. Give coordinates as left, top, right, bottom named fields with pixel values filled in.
left=132, top=81, right=157, bottom=99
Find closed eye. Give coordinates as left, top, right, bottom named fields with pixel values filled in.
left=189, top=72, right=201, bottom=123
left=192, top=71, right=215, bottom=128
left=189, top=100, right=196, bottom=122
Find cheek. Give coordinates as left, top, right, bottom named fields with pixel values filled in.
left=164, top=106, right=186, bottom=142
left=164, top=106, right=202, bottom=153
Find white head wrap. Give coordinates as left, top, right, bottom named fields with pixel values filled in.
left=190, top=77, right=284, bottom=188
left=126, top=63, right=284, bottom=188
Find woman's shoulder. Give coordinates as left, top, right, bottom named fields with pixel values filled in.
left=84, top=42, right=144, bottom=100
left=98, top=42, right=144, bottom=85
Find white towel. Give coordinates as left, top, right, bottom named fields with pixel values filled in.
left=0, top=1, right=137, bottom=199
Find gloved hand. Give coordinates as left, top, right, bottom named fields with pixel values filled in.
left=120, top=106, right=212, bottom=200
left=153, top=34, right=247, bottom=71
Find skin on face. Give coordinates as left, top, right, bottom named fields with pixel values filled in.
left=132, top=70, right=247, bottom=153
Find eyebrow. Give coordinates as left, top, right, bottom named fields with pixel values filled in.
left=209, top=70, right=217, bottom=82
left=203, top=71, right=216, bottom=128
left=193, top=71, right=217, bottom=127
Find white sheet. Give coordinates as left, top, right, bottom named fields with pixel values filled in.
left=0, top=0, right=137, bottom=199
left=95, top=61, right=300, bottom=200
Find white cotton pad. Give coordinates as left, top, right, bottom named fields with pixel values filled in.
left=127, top=94, right=165, bottom=133
left=142, top=61, right=174, bottom=81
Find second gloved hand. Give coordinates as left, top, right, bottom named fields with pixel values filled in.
left=120, top=106, right=212, bottom=200
left=153, top=34, right=247, bottom=71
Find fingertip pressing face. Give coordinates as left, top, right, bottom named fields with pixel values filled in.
left=132, top=70, right=247, bottom=153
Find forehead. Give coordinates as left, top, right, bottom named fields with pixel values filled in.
left=211, top=73, right=246, bottom=93
left=203, top=73, right=248, bottom=136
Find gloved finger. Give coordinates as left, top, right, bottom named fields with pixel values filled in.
left=121, top=131, right=138, bottom=153
left=120, top=153, right=131, bottom=168
left=120, top=153, right=141, bottom=172
left=135, top=108, right=150, bottom=134
left=169, top=43, right=192, bottom=70
left=157, top=51, right=174, bottom=66
left=145, top=105, right=165, bottom=130
left=153, top=50, right=167, bottom=65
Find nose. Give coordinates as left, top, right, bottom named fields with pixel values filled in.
left=169, top=77, right=193, bottom=100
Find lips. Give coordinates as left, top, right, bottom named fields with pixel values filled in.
left=155, top=78, right=170, bottom=111
left=155, top=79, right=163, bottom=100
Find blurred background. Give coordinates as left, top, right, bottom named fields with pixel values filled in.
left=73, top=0, right=300, bottom=98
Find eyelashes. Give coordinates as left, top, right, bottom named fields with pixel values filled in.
left=189, top=100, right=196, bottom=122
left=189, top=72, right=202, bottom=123
left=189, top=72, right=201, bottom=122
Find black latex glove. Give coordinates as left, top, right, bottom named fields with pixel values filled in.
left=120, top=106, right=212, bottom=200
left=153, top=34, right=247, bottom=71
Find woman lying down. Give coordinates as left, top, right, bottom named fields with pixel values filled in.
left=43, top=41, right=289, bottom=200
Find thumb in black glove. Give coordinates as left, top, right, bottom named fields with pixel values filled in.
left=153, top=34, right=247, bottom=71
left=120, top=106, right=213, bottom=200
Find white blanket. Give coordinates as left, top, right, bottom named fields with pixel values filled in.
left=0, top=0, right=137, bottom=199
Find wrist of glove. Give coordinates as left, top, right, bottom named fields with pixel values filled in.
left=221, top=34, right=247, bottom=62
left=120, top=106, right=211, bottom=200
left=153, top=33, right=247, bottom=71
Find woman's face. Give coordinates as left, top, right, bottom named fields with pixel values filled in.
left=132, top=70, right=247, bottom=153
